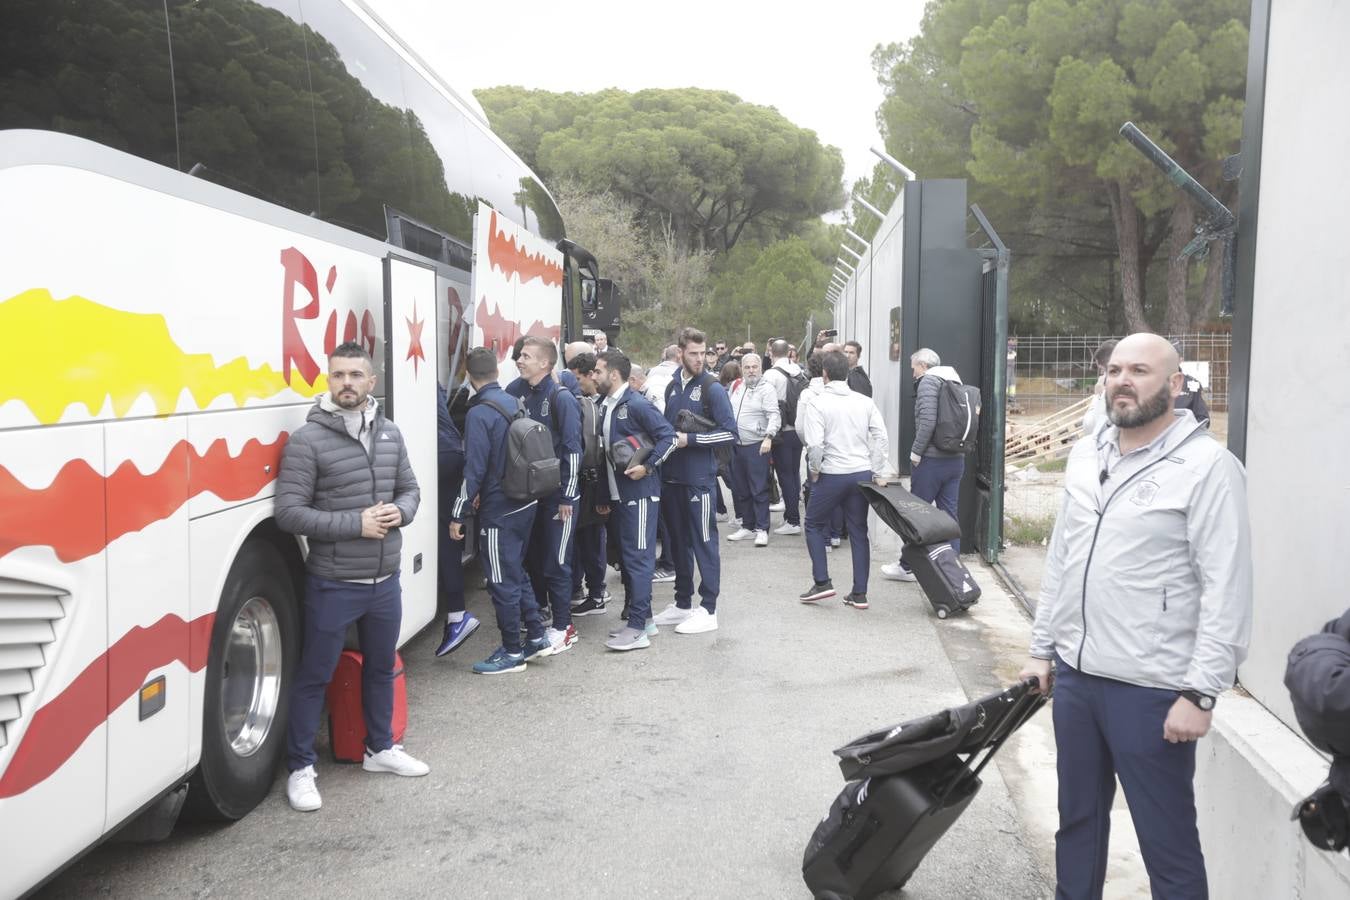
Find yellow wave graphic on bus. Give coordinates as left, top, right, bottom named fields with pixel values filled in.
left=4, top=289, right=325, bottom=424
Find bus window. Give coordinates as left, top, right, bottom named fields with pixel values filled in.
left=399, top=64, right=475, bottom=247
left=301, top=0, right=414, bottom=239
left=0, top=0, right=178, bottom=170
left=168, top=0, right=320, bottom=216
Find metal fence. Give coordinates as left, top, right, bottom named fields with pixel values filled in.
left=1007, top=332, right=1232, bottom=414
left=1002, top=332, right=1232, bottom=545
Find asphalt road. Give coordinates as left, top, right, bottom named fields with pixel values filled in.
left=38, top=516, right=1053, bottom=899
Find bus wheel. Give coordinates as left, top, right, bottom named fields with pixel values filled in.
left=184, top=540, right=299, bottom=821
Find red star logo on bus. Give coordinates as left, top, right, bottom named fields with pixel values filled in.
left=405, top=301, right=426, bottom=378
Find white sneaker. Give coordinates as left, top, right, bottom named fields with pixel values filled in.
left=362, top=744, right=430, bottom=777
left=675, top=607, right=719, bottom=634
left=773, top=522, right=801, bottom=535
left=546, top=624, right=579, bottom=654
left=714, top=512, right=730, bottom=524
left=881, top=562, right=917, bottom=582
left=727, top=527, right=755, bottom=542
left=769, top=501, right=785, bottom=512
left=754, top=531, right=768, bottom=547
left=287, top=766, right=321, bottom=812
left=652, top=603, right=695, bottom=626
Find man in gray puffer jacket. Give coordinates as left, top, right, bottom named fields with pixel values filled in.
left=275, top=341, right=428, bottom=813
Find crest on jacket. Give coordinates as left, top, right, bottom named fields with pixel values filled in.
left=1131, top=478, right=1160, bottom=507
left=690, top=386, right=702, bottom=402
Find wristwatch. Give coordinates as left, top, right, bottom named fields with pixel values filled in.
left=1180, top=689, right=1215, bottom=711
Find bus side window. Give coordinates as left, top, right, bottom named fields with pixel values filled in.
left=168, top=0, right=319, bottom=216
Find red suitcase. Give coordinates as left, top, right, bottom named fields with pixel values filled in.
left=326, top=649, right=408, bottom=763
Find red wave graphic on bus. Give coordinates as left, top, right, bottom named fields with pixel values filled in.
left=486, top=211, right=563, bottom=287
left=475, top=298, right=562, bottom=361
left=0, top=436, right=287, bottom=563
left=0, top=612, right=215, bottom=799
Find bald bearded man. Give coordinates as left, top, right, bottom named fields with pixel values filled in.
left=1019, top=332, right=1252, bottom=900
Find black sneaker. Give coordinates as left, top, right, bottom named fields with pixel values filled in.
left=799, top=580, right=835, bottom=603
left=843, top=593, right=869, bottom=610
left=571, top=594, right=608, bottom=616
left=652, top=567, right=676, bottom=583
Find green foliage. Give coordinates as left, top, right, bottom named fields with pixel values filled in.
left=477, top=86, right=845, bottom=256
left=873, top=0, right=1249, bottom=333
left=702, top=238, right=833, bottom=348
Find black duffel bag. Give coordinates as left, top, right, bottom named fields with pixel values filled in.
left=675, top=408, right=732, bottom=479
left=857, top=482, right=961, bottom=547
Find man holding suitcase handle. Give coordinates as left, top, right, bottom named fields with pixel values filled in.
left=1019, top=333, right=1252, bottom=899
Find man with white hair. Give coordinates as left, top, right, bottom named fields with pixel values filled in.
left=882, top=348, right=968, bottom=582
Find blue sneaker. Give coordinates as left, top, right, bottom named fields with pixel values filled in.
left=522, top=635, right=553, bottom=661
left=434, top=614, right=480, bottom=658
left=472, top=647, right=526, bottom=675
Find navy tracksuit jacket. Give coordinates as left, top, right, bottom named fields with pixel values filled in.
left=662, top=371, right=737, bottom=612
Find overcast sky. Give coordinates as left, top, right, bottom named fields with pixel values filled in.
left=364, top=0, right=927, bottom=204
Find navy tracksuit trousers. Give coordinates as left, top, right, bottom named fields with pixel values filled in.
left=480, top=507, right=544, bottom=653
left=613, top=496, right=659, bottom=629
left=287, top=573, right=402, bottom=771
left=526, top=496, right=574, bottom=630
left=572, top=521, right=608, bottom=598
left=911, top=455, right=965, bottom=553
left=662, top=482, right=720, bottom=613
left=1052, top=657, right=1207, bottom=900
left=731, top=443, right=771, bottom=532
left=805, top=471, right=872, bottom=595
left=770, top=429, right=803, bottom=525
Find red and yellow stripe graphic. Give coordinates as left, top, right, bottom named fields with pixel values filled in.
left=0, top=612, right=216, bottom=799
left=4, top=289, right=324, bottom=424
left=486, top=211, right=563, bottom=287
left=0, top=435, right=287, bottom=562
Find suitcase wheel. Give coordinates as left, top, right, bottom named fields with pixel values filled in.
left=936, top=606, right=950, bottom=619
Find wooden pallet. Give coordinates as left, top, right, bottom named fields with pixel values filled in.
left=1005, top=395, right=1094, bottom=467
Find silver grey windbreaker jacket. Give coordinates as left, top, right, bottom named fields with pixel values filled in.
left=1029, top=410, right=1252, bottom=696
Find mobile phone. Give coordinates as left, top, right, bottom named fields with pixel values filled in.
left=821, top=329, right=838, bottom=338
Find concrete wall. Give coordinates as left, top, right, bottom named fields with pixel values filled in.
left=1197, top=694, right=1350, bottom=896
left=1196, top=0, right=1350, bottom=888
left=835, top=190, right=908, bottom=476
left=1239, top=0, right=1350, bottom=729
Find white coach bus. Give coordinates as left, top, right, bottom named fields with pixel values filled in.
left=0, top=1, right=595, bottom=893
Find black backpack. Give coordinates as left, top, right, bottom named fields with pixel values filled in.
left=482, top=397, right=561, bottom=500
left=781, top=370, right=810, bottom=426
left=577, top=395, right=603, bottom=471
left=931, top=379, right=982, bottom=454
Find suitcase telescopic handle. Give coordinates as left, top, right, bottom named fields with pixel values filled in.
left=933, top=683, right=1047, bottom=806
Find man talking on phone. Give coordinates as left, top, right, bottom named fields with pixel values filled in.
left=275, top=341, right=430, bottom=814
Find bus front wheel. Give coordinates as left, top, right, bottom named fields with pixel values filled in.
left=184, top=540, right=299, bottom=821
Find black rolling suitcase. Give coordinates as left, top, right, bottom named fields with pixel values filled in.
left=900, top=542, right=981, bottom=619
left=802, top=681, right=1045, bottom=899
left=857, top=483, right=979, bottom=619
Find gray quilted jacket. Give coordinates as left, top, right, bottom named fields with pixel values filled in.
left=911, top=367, right=966, bottom=459
left=275, top=397, right=420, bottom=580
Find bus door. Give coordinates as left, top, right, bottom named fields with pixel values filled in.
left=383, top=256, right=438, bottom=646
